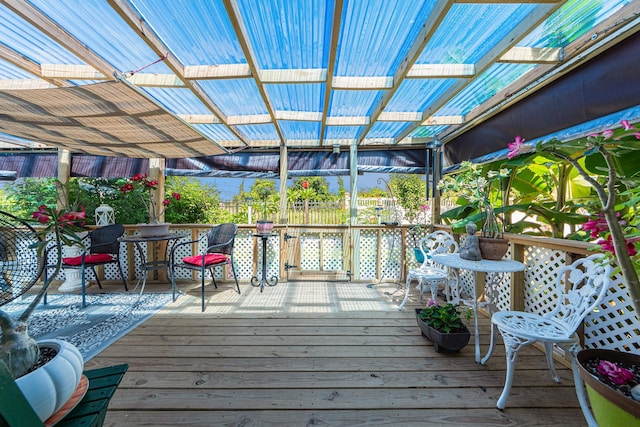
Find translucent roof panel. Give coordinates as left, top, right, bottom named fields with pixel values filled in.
left=385, top=79, right=458, bottom=113
left=325, top=126, right=362, bottom=140
left=0, top=59, right=38, bottom=79
left=521, top=0, right=627, bottom=48
left=0, top=0, right=635, bottom=159
left=194, top=124, right=241, bottom=142
left=328, top=90, right=383, bottom=117
left=279, top=121, right=321, bottom=141
left=236, top=124, right=279, bottom=141
left=410, top=125, right=449, bottom=139
left=131, top=0, right=246, bottom=65
left=197, top=79, right=268, bottom=116
left=438, top=63, right=536, bottom=117
left=368, top=122, right=413, bottom=139
left=335, top=0, right=435, bottom=76
left=142, top=87, right=211, bottom=115
left=28, top=0, right=173, bottom=75
left=416, top=3, right=536, bottom=64
left=236, top=0, right=332, bottom=69
left=266, top=84, right=324, bottom=112
left=0, top=6, right=84, bottom=65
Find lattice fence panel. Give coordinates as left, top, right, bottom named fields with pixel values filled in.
left=300, top=233, right=320, bottom=270
left=584, top=268, right=640, bottom=353
left=358, top=230, right=378, bottom=280
left=380, top=229, right=402, bottom=280
left=322, top=233, right=343, bottom=271
left=522, top=246, right=565, bottom=315
left=494, top=246, right=513, bottom=311
left=234, top=230, right=254, bottom=280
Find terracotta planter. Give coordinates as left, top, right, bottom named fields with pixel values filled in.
left=577, top=349, right=640, bottom=427
left=478, top=237, right=509, bottom=260
left=415, top=309, right=470, bottom=353
left=16, top=339, right=84, bottom=422
left=138, top=222, right=170, bottom=237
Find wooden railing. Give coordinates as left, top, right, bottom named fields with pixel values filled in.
left=45, top=223, right=638, bottom=354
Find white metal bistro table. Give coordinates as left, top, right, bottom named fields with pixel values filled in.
left=119, top=233, right=184, bottom=298
left=432, top=253, right=525, bottom=364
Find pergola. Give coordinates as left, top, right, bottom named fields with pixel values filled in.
left=0, top=0, right=639, bottom=219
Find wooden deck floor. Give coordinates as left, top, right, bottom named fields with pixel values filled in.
left=83, top=280, right=589, bottom=426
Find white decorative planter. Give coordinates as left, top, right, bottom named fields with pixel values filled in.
left=138, top=222, right=170, bottom=237
left=16, top=339, right=84, bottom=422
left=59, top=231, right=88, bottom=293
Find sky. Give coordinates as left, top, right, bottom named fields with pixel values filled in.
left=200, top=173, right=390, bottom=201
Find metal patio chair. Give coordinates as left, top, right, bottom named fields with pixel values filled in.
left=170, top=223, right=241, bottom=312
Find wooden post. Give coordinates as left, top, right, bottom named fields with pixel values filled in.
left=510, top=241, right=526, bottom=311
left=278, top=145, right=288, bottom=225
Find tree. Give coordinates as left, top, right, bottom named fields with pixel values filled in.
left=250, top=179, right=278, bottom=220
left=388, top=174, right=427, bottom=223
left=164, top=177, right=222, bottom=224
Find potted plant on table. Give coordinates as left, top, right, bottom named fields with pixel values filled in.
left=118, top=174, right=181, bottom=237
left=255, top=185, right=274, bottom=234
left=415, top=299, right=472, bottom=353
left=438, top=162, right=511, bottom=259
left=508, top=120, right=640, bottom=425
left=0, top=182, right=86, bottom=422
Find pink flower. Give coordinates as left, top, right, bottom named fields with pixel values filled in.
left=32, top=205, right=51, bottom=224
left=597, top=360, right=635, bottom=385
left=507, top=136, right=525, bottom=159
left=601, top=129, right=614, bottom=138
left=172, top=192, right=181, bottom=200
left=583, top=215, right=609, bottom=239
left=425, top=299, right=439, bottom=308
left=621, top=120, right=633, bottom=130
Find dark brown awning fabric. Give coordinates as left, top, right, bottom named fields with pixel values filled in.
left=444, top=30, right=640, bottom=165
left=0, top=80, right=226, bottom=159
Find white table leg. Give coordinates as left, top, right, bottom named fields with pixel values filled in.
left=398, top=277, right=412, bottom=310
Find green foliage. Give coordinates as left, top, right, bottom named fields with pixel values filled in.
left=164, top=177, right=222, bottom=224
left=287, top=177, right=333, bottom=202
left=418, top=302, right=472, bottom=334
left=388, top=174, right=426, bottom=223
left=249, top=179, right=278, bottom=220
left=0, top=176, right=223, bottom=226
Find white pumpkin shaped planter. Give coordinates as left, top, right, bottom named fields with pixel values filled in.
left=16, top=339, right=84, bottom=422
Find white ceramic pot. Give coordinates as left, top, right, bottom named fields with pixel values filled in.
left=15, top=339, right=84, bottom=422
left=138, top=222, right=170, bottom=237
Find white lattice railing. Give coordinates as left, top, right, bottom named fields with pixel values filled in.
left=44, top=223, right=639, bottom=353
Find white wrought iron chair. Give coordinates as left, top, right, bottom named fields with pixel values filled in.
left=398, top=230, right=458, bottom=310
left=488, top=253, right=611, bottom=423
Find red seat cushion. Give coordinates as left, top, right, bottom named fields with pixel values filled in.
left=182, top=253, right=228, bottom=267
left=63, top=253, right=114, bottom=266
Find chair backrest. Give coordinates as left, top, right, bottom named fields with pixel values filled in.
left=206, top=223, right=238, bottom=256
left=418, top=230, right=458, bottom=268
left=89, top=224, right=125, bottom=254
left=546, top=253, right=612, bottom=334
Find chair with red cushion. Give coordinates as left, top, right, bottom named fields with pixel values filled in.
left=170, top=223, right=240, bottom=311
left=44, top=224, right=127, bottom=308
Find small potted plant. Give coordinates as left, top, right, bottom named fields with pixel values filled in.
left=117, top=174, right=181, bottom=237
left=415, top=299, right=472, bottom=353
left=438, top=162, right=511, bottom=259
left=255, top=186, right=274, bottom=233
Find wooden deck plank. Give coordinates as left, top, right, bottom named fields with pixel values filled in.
left=85, top=281, right=589, bottom=426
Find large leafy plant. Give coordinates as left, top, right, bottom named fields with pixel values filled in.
left=509, top=120, right=640, bottom=318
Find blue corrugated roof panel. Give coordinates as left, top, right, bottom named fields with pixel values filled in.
left=198, top=79, right=268, bottom=116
